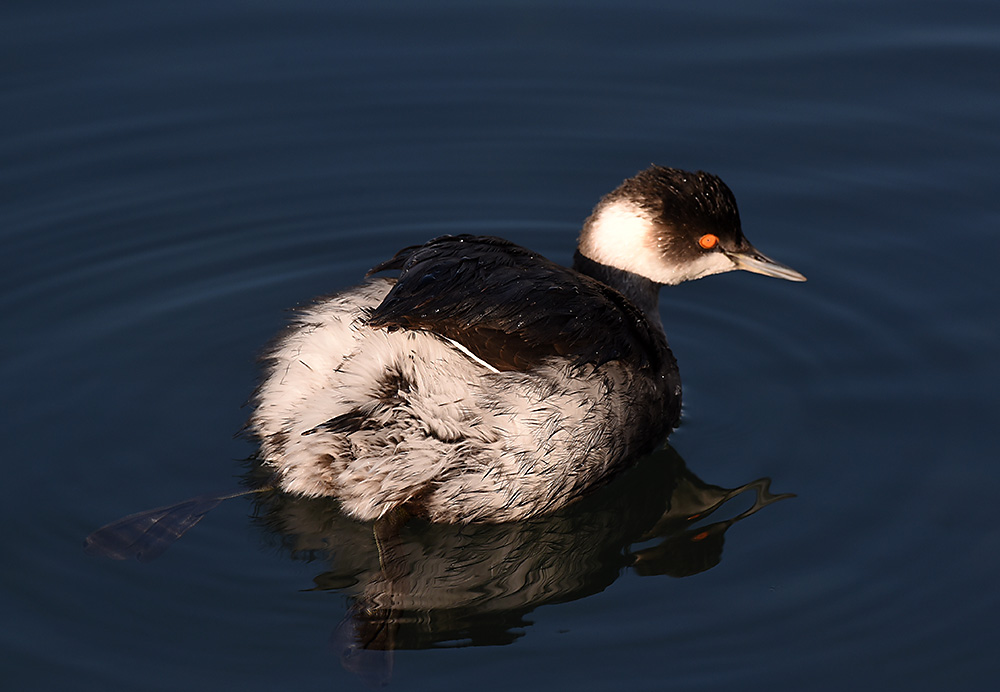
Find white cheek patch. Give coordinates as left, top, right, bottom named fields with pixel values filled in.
left=579, top=200, right=736, bottom=285
left=669, top=251, right=737, bottom=283
left=578, top=200, right=664, bottom=278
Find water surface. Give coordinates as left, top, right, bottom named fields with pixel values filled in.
left=3, top=1, right=999, bottom=690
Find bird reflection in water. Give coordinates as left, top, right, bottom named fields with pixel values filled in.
left=86, top=445, right=791, bottom=685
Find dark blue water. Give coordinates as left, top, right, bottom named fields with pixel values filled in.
left=3, top=1, right=999, bottom=689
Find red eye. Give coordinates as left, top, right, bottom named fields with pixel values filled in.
left=698, top=234, right=719, bottom=249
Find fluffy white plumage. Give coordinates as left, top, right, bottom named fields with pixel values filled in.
left=251, top=277, right=672, bottom=523
left=250, top=165, right=804, bottom=524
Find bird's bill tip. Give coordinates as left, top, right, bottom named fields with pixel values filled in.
left=726, top=247, right=807, bottom=282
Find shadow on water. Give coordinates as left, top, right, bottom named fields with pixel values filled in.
left=86, top=445, right=791, bottom=685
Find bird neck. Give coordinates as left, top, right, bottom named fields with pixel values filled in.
left=573, top=251, right=663, bottom=333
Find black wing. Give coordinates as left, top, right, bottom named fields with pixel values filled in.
left=366, top=235, right=663, bottom=372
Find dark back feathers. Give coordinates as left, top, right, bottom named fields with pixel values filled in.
left=366, top=235, right=667, bottom=372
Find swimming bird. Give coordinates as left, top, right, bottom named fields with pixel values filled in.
left=250, top=166, right=805, bottom=524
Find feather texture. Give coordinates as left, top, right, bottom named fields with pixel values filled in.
left=248, top=165, right=801, bottom=523
left=367, top=235, right=664, bottom=372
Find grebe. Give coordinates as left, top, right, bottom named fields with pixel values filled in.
left=250, top=166, right=805, bottom=523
